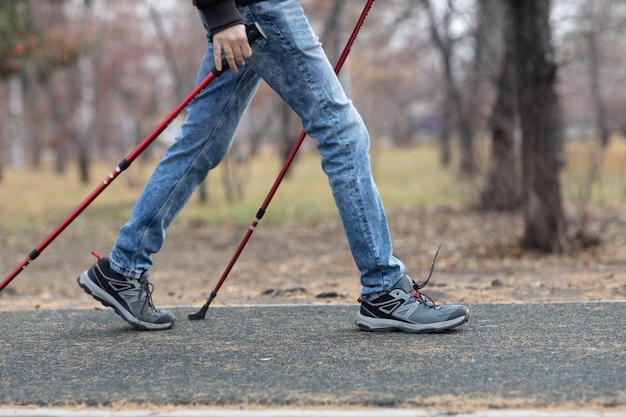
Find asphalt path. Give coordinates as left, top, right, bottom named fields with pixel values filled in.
left=0, top=302, right=624, bottom=412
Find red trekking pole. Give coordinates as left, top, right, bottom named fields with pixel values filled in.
left=0, top=24, right=265, bottom=294
left=189, top=0, right=377, bottom=320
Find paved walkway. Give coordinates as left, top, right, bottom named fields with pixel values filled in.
left=0, top=303, right=624, bottom=414
left=0, top=407, right=625, bottom=417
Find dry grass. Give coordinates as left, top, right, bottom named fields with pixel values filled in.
left=2, top=138, right=625, bottom=230
left=1, top=139, right=625, bottom=310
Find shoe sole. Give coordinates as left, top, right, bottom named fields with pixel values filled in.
left=77, top=272, right=173, bottom=331
left=355, top=311, right=469, bottom=333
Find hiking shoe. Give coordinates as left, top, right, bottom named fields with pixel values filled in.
left=77, top=254, right=175, bottom=330
left=355, top=275, right=469, bottom=333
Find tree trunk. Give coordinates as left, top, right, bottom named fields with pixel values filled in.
left=456, top=97, right=475, bottom=176
left=146, top=0, right=185, bottom=99
left=71, top=2, right=96, bottom=184
left=73, top=55, right=95, bottom=184
left=480, top=6, right=520, bottom=211
left=510, top=0, right=566, bottom=252
left=48, top=88, right=70, bottom=175
left=585, top=28, right=610, bottom=147
left=422, top=0, right=474, bottom=173
left=8, top=75, right=25, bottom=171
left=440, top=83, right=452, bottom=168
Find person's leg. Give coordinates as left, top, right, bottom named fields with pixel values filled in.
left=109, top=34, right=264, bottom=279
left=241, top=0, right=404, bottom=299
left=239, top=1, right=468, bottom=333
left=78, top=14, right=265, bottom=329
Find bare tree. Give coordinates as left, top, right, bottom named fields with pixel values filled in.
left=8, top=75, right=25, bottom=171
left=72, top=2, right=96, bottom=184
left=509, top=0, right=566, bottom=252
left=580, top=2, right=611, bottom=147
left=421, top=0, right=475, bottom=175
left=145, top=0, right=185, bottom=98
left=1, top=0, right=80, bottom=175
left=480, top=0, right=521, bottom=211
left=1, top=1, right=29, bottom=173
left=421, top=0, right=454, bottom=168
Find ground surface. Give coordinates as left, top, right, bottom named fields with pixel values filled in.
left=1, top=204, right=625, bottom=310
left=1, top=304, right=625, bottom=410
left=1, top=204, right=626, bottom=414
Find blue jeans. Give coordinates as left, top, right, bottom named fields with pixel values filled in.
left=109, top=0, right=405, bottom=298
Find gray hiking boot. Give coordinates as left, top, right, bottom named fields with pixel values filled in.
left=77, top=254, right=175, bottom=330
left=355, top=275, right=469, bottom=333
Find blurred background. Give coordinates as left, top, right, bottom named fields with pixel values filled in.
left=1, top=0, right=626, bottom=308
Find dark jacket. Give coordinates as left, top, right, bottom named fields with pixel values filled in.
left=193, top=0, right=263, bottom=35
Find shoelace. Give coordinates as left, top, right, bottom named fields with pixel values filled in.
left=356, top=245, right=442, bottom=305
left=409, top=244, right=441, bottom=308
left=138, top=276, right=159, bottom=315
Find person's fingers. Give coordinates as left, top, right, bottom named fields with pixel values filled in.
left=212, top=24, right=250, bottom=73
left=213, top=41, right=224, bottom=72
left=223, top=44, right=239, bottom=74
left=239, top=42, right=253, bottom=61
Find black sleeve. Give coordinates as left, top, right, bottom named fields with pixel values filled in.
left=193, top=0, right=245, bottom=36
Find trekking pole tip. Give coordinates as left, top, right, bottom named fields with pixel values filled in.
left=188, top=291, right=217, bottom=320
left=188, top=304, right=208, bottom=320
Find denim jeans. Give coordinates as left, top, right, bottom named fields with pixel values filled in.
left=109, top=0, right=405, bottom=297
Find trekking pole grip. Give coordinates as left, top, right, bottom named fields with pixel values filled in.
left=212, top=22, right=266, bottom=77
left=246, top=22, right=266, bottom=45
